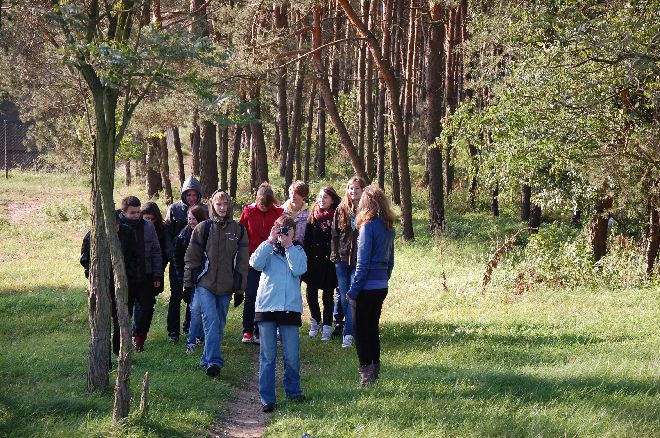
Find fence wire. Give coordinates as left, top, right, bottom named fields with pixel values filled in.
left=2, top=120, right=38, bottom=175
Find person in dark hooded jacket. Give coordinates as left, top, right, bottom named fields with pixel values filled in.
left=165, top=177, right=207, bottom=341
left=184, top=190, right=249, bottom=376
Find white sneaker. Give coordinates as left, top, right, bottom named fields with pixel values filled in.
left=308, top=319, right=319, bottom=337
left=321, top=325, right=332, bottom=341
left=341, top=335, right=353, bottom=348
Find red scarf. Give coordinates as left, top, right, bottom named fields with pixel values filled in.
left=314, top=207, right=335, bottom=231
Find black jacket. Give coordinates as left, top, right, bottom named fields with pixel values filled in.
left=173, top=226, right=193, bottom=282
left=302, top=220, right=337, bottom=290
left=80, top=225, right=140, bottom=282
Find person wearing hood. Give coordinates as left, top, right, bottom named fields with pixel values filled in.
left=118, top=196, right=163, bottom=352
left=282, top=180, right=310, bottom=244
left=183, top=190, right=249, bottom=377
left=165, top=176, right=207, bottom=342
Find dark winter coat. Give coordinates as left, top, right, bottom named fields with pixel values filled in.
left=184, top=195, right=249, bottom=296
left=80, top=225, right=140, bottom=283
left=173, top=225, right=193, bottom=282
left=330, top=208, right=358, bottom=265
left=119, top=213, right=163, bottom=282
left=165, top=176, right=205, bottom=241
left=153, top=223, right=172, bottom=294
left=302, top=219, right=338, bottom=290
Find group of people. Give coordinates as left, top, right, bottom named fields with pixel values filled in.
left=81, top=175, right=396, bottom=413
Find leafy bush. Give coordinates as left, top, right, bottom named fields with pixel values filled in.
left=43, top=201, right=88, bottom=224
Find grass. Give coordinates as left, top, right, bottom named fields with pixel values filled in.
left=0, top=171, right=658, bottom=437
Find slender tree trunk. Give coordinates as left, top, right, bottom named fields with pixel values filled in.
left=521, top=184, right=531, bottom=220
left=590, top=195, right=613, bottom=262
left=316, top=91, right=326, bottom=178
left=146, top=137, right=162, bottom=198
left=288, top=36, right=305, bottom=188
left=647, top=200, right=660, bottom=279
left=403, top=0, right=417, bottom=137
left=357, top=2, right=367, bottom=161
left=124, top=160, right=131, bottom=186
left=170, top=126, right=185, bottom=188
left=338, top=0, right=414, bottom=239
left=491, top=183, right=499, bottom=217
left=247, top=87, right=269, bottom=184
left=277, top=66, right=290, bottom=177
left=218, top=124, right=229, bottom=190
left=389, top=123, right=401, bottom=205
left=191, top=111, right=201, bottom=176
left=200, top=120, right=218, bottom=198
left=229, top=125, right=243, bottom=199
left=312, top=6, right=367, bottom=181
left=304, top=82, right=316, bottom=183
left=426, top=2, right=445, bottom=232
left=376, top=80, right=386, bottom=190
left=529, top=202, right=542, bottom=233
left=158, top=135, right=173, bottom=204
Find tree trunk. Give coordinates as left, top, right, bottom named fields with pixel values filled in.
left=124, top=160, right=131, bottom=187
left=247, top=87, right=269, bottom=185
left=277, top=66, right=290, bottom=178
left=338, top=0, right=413, bottom=239
left=389, top=123, right=401, bottom=205
left=200, top=120, right=218, bottom=198
left=158, top=135, right=173, bottom=204
left=146, top=137, right=162, bottom=198
left=365, top=0, right=377, bottom=180
left=218, top=124, right=229, bottom=190
left=468, top=143, right=479, bottom=210
left=357, top=3, right=366, bottom=161
left=304, top=82, right=316, bottom=183
left=491, top=183, right=499, bottom=217
left=529, top=202, right=542, bottom=233
left=170, top=126, right=185, bottom=188
left=589, top=195, right=613, bottom=262
left=191, top=111, right=201, bottom=176
left=229, top=125, right=243, bottom=199
left=426, top=2, right=445, bottom=233
left=521, top=184, right=531, bottom=220
left=647, top=202, right=660, bottom=279
left=289, top=34, right=306, bottom=187
left=316, top=91, right=326, bottom=178
left=312, top=6, right=368, bottom=181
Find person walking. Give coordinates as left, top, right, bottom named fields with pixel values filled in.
left=184, top=190, right=249, bottom=376
left=303, top=186, right=341, bottom=341
left=346, top=186, right=395, bottom=386
left=331, top=176, right=366, bottom=348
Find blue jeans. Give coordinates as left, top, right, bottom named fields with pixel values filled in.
left=186, top=288, right=203, bottom=345
left=197, top=286, right=231, bottom=369
left=334, top=262, right=355, bottom=336
left=257, top=321, right=303, bottom=405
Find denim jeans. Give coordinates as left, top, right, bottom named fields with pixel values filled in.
left=334, top=262, right=355, bottom=336
left=186, top=288, right=203, bottom=345
left=257, top=321, right=303, bottom=406
left=242, top=267, right=261, bottom=335
left=197, top=286, right=231, bottom=368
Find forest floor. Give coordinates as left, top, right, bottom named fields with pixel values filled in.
left=0, top=171, right=658, bottom=437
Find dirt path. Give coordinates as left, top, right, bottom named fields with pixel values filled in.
left=2, top=200, right=42, bottom=225
left=209, top=351, right=270, bottom=438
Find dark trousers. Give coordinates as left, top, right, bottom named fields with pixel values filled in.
left=351, top=288, right=387, bottom=367
left=129, top=277, right=155, bottom=336
left=306, top=287, right=334, bottom=326
left=242, top=267, right=261, bottom=334
left=110, top=287, right=120, bottom=356
left=167, top=269, right=184, bottom=336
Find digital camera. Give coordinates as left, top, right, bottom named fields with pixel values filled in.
left=278, top=226, right=290, bottom=236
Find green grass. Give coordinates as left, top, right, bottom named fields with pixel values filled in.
left=1, top=171, right=658, bottom=437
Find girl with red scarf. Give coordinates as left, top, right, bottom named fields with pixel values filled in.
left=303, top=186, right=341, bottom=341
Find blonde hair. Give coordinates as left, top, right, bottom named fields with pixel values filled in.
left=337, top=176, right=367, bottom=229
left=355, top=185, right=395, bottom=230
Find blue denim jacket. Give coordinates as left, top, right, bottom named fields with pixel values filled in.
left=347, top=217, right=395, bottom=299
left=250, top=241, right=307, bottom=313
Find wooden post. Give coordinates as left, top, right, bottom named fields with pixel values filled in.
left=140, top=371, right=149, bottom=416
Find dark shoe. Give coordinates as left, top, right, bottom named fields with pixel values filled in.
left=168, top=334, right=180, bottom=343
left=206, top=364, right=221, bottom=377
left=262, top=403, right=275, bottom=413
left=288, top=395, right=306, bottom=403
left=332, top=324, right=343, bottom=338
left=358, top=364, right=375, bottom=387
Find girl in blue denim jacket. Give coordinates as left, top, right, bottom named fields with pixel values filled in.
left=346, top=186, right=395, bottom=386
left=250, top=215, right=307, bottom=412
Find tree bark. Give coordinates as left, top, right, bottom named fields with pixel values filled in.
left=158, top=135, right=173, bottom=204
left=289, top=32, right=306, bottom=187
left=389, top=123, right=401, bottom=205
left=316, top=91, right=326, bottom=178
left=491, top=183, right=499, bottom=217
left=218, top=124, right=229, bottom=190
left=521, top=184, right=531, bottom=220
left=312, top=6, right=367, bottom=181
left=146, top=136, right=162, bottom=198
left=191, top=111, right=201, bottom=176
left=247, top=87, right=269, bottom=185
left=304, top=82, right=316, bottom=183
left=589, top=195, right=613, bottom=262
left=426, top=2, right=445, bottom=233
left=200, top=120, right=218, bottom=198
left=529, top=202, right=542, bottom=233
left=276, top=66, right=290, bottom=178
left=647, top=201, right=660, bottom=279
left=169, top=126, right=185, bottom=188
left=229, top=125, right=243, bottom=199
left=338, top=0, right=413, bottom=239
left=124, top=160, right=131, bottom=187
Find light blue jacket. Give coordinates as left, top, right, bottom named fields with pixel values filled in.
left=250, top=241, right=307, bottom=313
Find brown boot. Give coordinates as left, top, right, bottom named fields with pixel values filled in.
left=358, top=364, right=375, bottom=387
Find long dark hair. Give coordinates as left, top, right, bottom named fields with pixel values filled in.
left=141, top=201, right=165, bottom=232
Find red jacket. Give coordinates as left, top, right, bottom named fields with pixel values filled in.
left=239, top=203, right=284, bottom=256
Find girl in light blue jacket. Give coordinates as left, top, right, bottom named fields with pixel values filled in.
left=250, top=215, right=307, bottom=412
